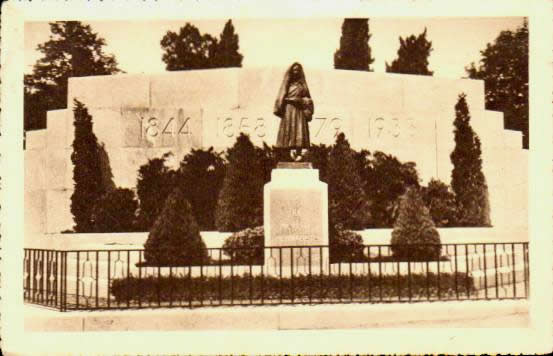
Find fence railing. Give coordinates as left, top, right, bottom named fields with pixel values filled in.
left=23, top=242, right=529, bottom=311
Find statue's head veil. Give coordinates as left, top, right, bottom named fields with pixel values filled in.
left=273, top=62, right=311, bottom=118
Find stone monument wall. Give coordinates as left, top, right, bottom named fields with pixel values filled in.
left=24, top=68, right=527, bottom=236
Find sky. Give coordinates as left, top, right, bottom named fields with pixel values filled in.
left=24, top=17, right=524, bottom=79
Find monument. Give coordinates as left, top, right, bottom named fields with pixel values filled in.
left=264, top=63, right=328, bottom=269
left=24, top=66, right=528, bottom=240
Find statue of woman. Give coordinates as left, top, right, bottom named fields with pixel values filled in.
left=273, top=62, right=314, bottom=161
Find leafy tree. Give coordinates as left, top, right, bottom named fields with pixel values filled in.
left=326, top=133, right=372, bottom=230
left=70, top=100, right=109, bottom=232
left=334, top=18, right=374, bottom=71
left=215, top=134, right=264, bottom=232
left=24, top=21, right=121, bottom=131
left=90, top=188, right=138, bottom=232
left=161, top=23, right=218, bottom=71
left=421, top=179, right=457, bottom=227
left=450, top=94, right=491, bottom=226
left=177, top=148, right=226, bottom=231
left=256, top=143, right=278, bottom=185
left=391, top=187, right=441, bottom=261
left=135, top=153, right=177, bottom=231
left=212, top=20, right=243, bottom=68
left=144, top=187, right=208, bottom=266
left=329, top=224, right=365, bottom=263
left=357, top=151, right=420, bottom=228
left=386, top=28, right=433, bottom=75
left=161, top=20, right=243, bottom=71
left=222, top=226, right=264, bottom=265
left=466, top=21, right=528, bottom=148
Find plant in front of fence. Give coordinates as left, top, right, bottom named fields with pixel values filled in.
left=329, top=224, right=365, bottom=263
left=222, top=226, right=264, bottom=265
left=143, top=186, right=208, bottom=266
left=110, top=272, right=475, bottom=304
left=391, top=186, right=442, bottom=261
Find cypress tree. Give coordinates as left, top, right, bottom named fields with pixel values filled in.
left=70, top=99, right=107, bottom=232
left=215, top=134, right=264, bottom=232
left=213, top=19, right=243, bottom=67
left=334, top=18, right=374, bottom=71
left=386, top=28, right=433, bottom=75
left=144, top=187, right=207, bottom=266
left=326, top=133, right=372, bottom=230
left=450, top=94, right=491, bottom=226
left=391, top=187, right=441, bottom=261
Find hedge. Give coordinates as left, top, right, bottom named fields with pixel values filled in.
left=111, top=272, right=475, bottom=304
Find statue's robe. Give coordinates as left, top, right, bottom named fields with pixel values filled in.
left=274, top=80, right=312, bottom=149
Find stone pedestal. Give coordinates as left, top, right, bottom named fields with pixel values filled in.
left=264, top=162, right=329, bottom=274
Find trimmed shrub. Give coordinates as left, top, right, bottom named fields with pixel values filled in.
left=329, top=224, right=365, bottom=263
left=391, top=187, right=441, bottom=261
left=90, top=188, right=138, bottom=232
left=222, top=226, right=264, bottom=265
left=143, top=187, right=208, bottom=266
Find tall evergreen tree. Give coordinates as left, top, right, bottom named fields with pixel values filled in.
left=466, top=21, right=528, bottom=148
left=215, top=134, right=264, bottom=232
left=135, top=154, right=177, bottom=231
left=386, top=28, right=433, bottom=75
left=450, top=94, right=491, bottom=226
left=334, top=18, right=374, bottom=71
left=326, top=133, right=372, bottom=230
left=144, top=187, right=208, bottom=266
left=70, top=100, right=108, bottom=232
left=213, top=20, right=243, bottom=68
left=177, top=148, right=226, bottom=231
left=391, top=187, right=441, bottom=261
left=25, top=22, right=121, bottom=131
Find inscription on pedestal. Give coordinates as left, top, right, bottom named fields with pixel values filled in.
left=269, top=190, right=323, bottom=247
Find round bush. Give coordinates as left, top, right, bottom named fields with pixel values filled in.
left=329, top=224, right=365, bottom=263
left=222, top=226, right=264, bottom=265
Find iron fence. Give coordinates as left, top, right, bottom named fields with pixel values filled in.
left=23, top=242, right=529, bottom=311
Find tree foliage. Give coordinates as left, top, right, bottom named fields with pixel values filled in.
left=144, top=187, right=208, bottom=266
left=357, top=151, right=420, bottom=228
left=326, top=133, right=372, bottom=230
left=91, top=188, right=138, bottom=232
left=215, top=134, right=264, bottom=232
left=177, top=148, right=226, bottom=231
left=386, top=28, right=433, bottom=75
left=421, top=179, right=458, bottom=227
left=24, top=21, right=121, bottom=131
left=161, top=20, right=243, bottom=71
left=391, top=187, right=441, bottom=261
left=136, top=154, right=177, bottom=232
left=334, top=18, right=374, bottom=71
left=466, top=21, right=528, bottom=148
left=450, top=94, right=491, bottom=227
left=70, top=100, right=109, bottom=232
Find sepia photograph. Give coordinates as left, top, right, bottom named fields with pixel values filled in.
left=1, top=0, right=552, bottom=354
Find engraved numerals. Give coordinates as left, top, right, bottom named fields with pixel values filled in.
left=367, top=116, right=414, bottom=139
left=217, top=117, right=266, bottom=138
